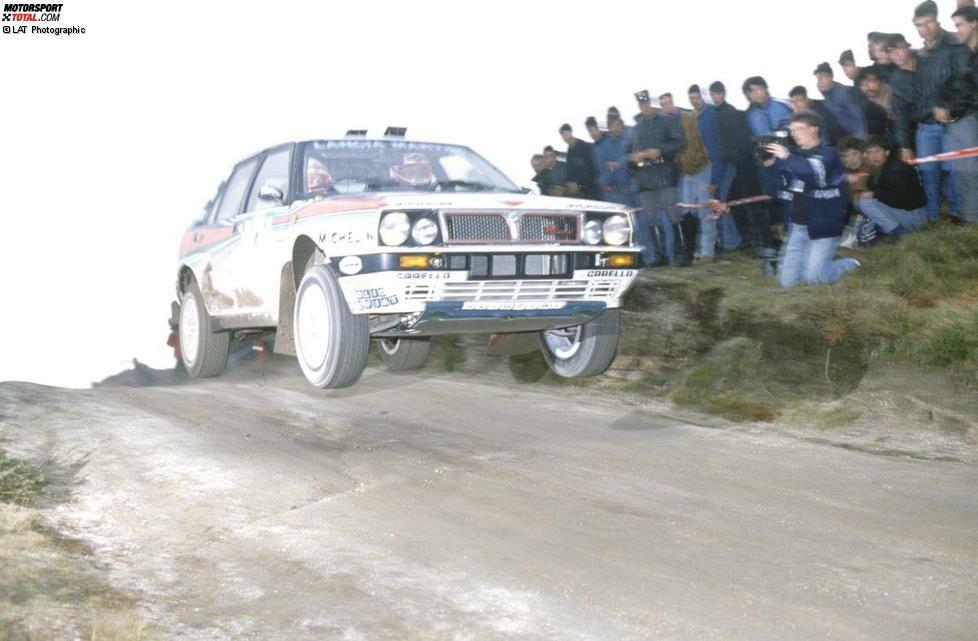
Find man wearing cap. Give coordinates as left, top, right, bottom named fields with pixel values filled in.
left=559, top=124, right=598, bottom=200
left=626, top=89, right=685, bottom=266
left=815, top=62, right=868, bottom=137
left=839, top=50, right=860, bottom=83
left=908, top=0, right=974, bottom=220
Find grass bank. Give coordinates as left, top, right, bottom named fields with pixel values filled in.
left=0, top=444, right=153, bottom=641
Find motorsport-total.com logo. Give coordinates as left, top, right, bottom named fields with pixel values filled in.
left=2, top=3, right=86, bottom=36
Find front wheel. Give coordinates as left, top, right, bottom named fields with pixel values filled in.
left=293, top=265, right=369, bottom=388
left=376, top=337, right=431, bottom=371
left=538, top=309, right=620, bottom=378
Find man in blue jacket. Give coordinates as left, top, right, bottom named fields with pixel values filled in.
left=743, top=76, right=793, bottom=137
left=764, top=111, right=859, bottom=288
left=814, top=62, right=868, bottom=137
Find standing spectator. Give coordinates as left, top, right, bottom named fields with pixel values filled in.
left=940, top=66, right=978, bottom=222
left=712, top=81, right=776, bottom=256
left=585, top=116, right=604, bottom=144
left=764, top=112, right=858, bottom=288
left=608, top=106, right=632, bottom=138
left=596, top=116, right=634, bottom=205
left=856, top=67, right=895, bottom=139
left=887, top=33, right=919, bottom=158
left=856, top=135, right=928, bottom=235
left=542, top=145, right=567, bottom=196
left=559, top=124, right=598, bottom=200
left=703, top=82, right=743, bottom=253
left=952, top=5, right=978, bottom=55
left=908, top=0, right=973, bottom=220
left=659, top=93, right=681, bottom=117
left=627, top=89, right=685, bottom=266
left=530, top=154, right=548, bottom=195
left=788, top=85, right=845, bottom=144
left=839, top=50, right=860, bottom=82
left=676, top=89, right=711, bottom=265
left=867, top=32, right=895, bottom=80
left=814, top=62, right=868, bottom=137
left=743, top=76, right=793, bottom=136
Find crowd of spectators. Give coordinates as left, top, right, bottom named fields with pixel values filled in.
left=529, top=0, right=978, bottom=288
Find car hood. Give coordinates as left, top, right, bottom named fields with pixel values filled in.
left=358, top=191, right=630, bottom=213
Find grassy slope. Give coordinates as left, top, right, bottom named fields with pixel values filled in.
left=618, top=221, right=978, bottom=421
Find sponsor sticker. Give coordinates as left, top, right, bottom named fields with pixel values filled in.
left=460, top=301, right=567, bottom=311
left=355, top=287, right=398, bottom=310
left=586, top=269, right=636, bottom=277
left=338, top=256, right=363, bottom=275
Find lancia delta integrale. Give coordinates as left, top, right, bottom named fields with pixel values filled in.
left=173, top=132, right=641, bottom=388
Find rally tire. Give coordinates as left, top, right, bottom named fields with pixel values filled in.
left=376, top=338, right=431, bottom=371
left=179, top=282, right=230, bottom=378
left=293, top=265, right=369, bottom=388
left=538, top=309, right=620, bottom=378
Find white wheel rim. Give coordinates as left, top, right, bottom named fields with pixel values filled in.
left=180, top=293, right=200, bottom=364
left=544, top=326, right=583, bottom=360
left=297, top=281, right=331, bottom=370
left=378, top=338, right=399, bottom=355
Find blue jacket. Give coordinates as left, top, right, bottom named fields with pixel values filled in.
left=820, top=81, right=867, bottom=137
left=746, top=98, right=793, bottom=136
left=696, top=105, right=723, bottom=183
left=774, top=143, right=848, bottom=240
left=594, top=133, right=632, bottom=191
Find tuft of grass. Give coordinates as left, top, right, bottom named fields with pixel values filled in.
left=816, top=405, right=862, bottom=428
left=0, top=445, right=46, bottom=506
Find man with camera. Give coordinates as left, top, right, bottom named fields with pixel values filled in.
left=763, top=112, right=859, bottom=288
left=627, top=90, right=685, bottom=266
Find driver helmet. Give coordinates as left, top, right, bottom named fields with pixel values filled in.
left=390, top=153, right=433, bottom=187
left=307, top=157, right=333, bottom=193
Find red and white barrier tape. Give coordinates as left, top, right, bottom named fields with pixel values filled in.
left=908, top=146, right=978, bottom=165
left=677, top=194, right=773, bottom=210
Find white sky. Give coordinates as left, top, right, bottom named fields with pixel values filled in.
left=0, top=0, right=942, bottom=387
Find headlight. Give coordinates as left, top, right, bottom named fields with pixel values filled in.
left=582, top=220, right=603, bottom=245
left=602, top=215, right=630, bottom=246
left=379, top=212, right=411, bottom=246
left=411, top=217, right=438, bottom=245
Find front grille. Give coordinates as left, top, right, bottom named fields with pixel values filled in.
left=401, top=279, right=623, bottom=302
left=444, top=213, right=511, bottom=243
left=442, top=211, right=580, bottom=244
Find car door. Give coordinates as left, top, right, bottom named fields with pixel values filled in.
left=199, top=155, right=261, bottom=316
left=222, top=144, right=295, bottom=319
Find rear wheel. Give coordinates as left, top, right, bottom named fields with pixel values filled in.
left=376, top=337, right=431, bottom=371
left=538, top=309, right=620, bottom=378
left=293, top=265, right=369, bottom=388
left=179, top=282, right=230, bottom=378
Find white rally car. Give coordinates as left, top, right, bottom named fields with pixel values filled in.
left=174, top=134, right=641, bottom=388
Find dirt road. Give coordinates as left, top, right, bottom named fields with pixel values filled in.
left=2, top=354, right=976, bottom=640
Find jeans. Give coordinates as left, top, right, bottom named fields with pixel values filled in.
left=779, top=224, right=859, bottom=288
left=711, top=160, right=742, bottom=250
left=916, top=122, right=961, bottom=220
left=946, top=113, right=978, bottom=222
left=639, top=188, right=678, bottom=263
left=855, top=199, right=925, bottom=234
left=681, top=163, right=714, bottom=256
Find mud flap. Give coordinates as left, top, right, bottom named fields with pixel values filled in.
left=274, top=262, right=297, bottom=356
left=485, top=332, right=541, bottom=356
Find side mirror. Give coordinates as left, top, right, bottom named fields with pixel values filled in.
left=258, top=184, right=284, bottom=202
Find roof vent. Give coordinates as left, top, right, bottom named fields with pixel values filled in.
left=345, top=129, right=367, bottom=137
left=383, top=126, right=407, bottom=138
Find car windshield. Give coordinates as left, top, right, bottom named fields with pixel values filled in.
left=302, top=140, right=520, bottom=197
